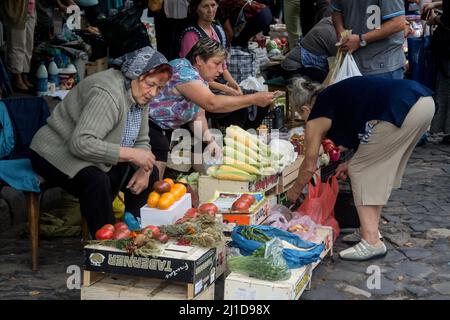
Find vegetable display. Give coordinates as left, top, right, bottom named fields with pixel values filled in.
left=146, top=180, right=187, bottom=210
left=207, top=125, right=282, bottom=182
left=321, top=139, right=341, bottom=163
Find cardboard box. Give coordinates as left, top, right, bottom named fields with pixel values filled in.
left=81, top=274, right=215, bottom=300
left=224, top=225, right=333, bottom=300
left=224, top=265, right=311, bottom=300
left=84, top=241, right=216, bottom=298
left=198, top=174, right=279, bottom=204
left=140, top=193, right=191, bottom=227
left=209, top=191, right=270, bottom=226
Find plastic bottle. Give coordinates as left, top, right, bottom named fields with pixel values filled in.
left=36, top=62, right=48, bottom=96
left=48, top=59, right=59, bottom=90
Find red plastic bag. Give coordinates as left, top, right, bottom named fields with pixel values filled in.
left=295, top=175, right=340, bottom=241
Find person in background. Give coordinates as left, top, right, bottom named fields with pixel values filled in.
left=0, top=0, right=37, bottom=92
left=331, top=0, right=406, bottom=79
left=300, top=0, right=332, bottom=36
left=217, top=0, right=272, bottom=47
left=283, top=0, right=301, bottom=51
left=153, top=0, right=189, bottom=61
left=280, top=16, right=337, bottom=83
left=29, top=47, right=172, bottom=237
left=424, top=0, right=450, bottom=144
left=74, top=0, right=101, bottom=26
left=148, top=37, right=278, bottom=178
left=180, top=0, right=242, bottom=96
left=35, top=0, right=75, bottom=42
left=286, top=76, right=434, bottom=261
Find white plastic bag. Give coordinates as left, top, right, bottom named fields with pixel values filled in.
left=239, top=76, right=268, bottom=92
left=333, top=53, right=362, bottom=84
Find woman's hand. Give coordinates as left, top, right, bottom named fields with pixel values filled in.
left=286, top=185, right=302, bottom=204
left=422, top=1, right=441, bottom=14
left=252, top=91, right=280, bottom=107
left=335, top=162, right=349, bottom=180
left=228, top=82, right=243, bottom=96
left=225, top=86, right=242, bottom=96
left=127, top=168, right=151, bottom=195
left=425, top=9, right=440, bottom=25
left=130, top=148, right=156, bottom=172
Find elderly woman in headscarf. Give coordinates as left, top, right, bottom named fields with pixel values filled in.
left=30, top=47, right=173, bottom=237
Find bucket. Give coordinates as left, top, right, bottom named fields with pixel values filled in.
left=59, top=64, right=77, bottom=90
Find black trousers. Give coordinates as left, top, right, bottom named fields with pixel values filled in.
left=30, top=150, right=159, bottom=237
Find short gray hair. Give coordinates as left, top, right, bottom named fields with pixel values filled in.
left=288, top=77, right=324, bottom=110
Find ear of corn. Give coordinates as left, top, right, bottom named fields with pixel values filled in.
left=225, top=126, right=260, bottom=152
left=223, top=156, right=261, bottom=175
left=213, top=170, right=256, bottom=182
left=223, top=146, right=268, bottom=167
left=207, top=165, right=219, bottom=176
left=224, top=137, right=264, bottom=161
left=228, top=125, right=276, bottom=158
left=218, top=165, right=252, bottom=175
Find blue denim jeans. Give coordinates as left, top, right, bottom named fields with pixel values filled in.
left=365, top=67, right=405, bottom=80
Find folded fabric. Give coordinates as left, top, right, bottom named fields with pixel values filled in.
left=0, top=159, right=40, bottom=192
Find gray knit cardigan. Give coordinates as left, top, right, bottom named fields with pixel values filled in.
left=31, top=69, right=150, bottom=178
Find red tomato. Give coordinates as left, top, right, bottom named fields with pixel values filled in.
left=155, top=233, right=169, bottom=244
left=113, top=228, right=131, bottom=240
left=324, top=144, right=335, bottom=154
left=142, top=225, right=161, bottom=238
left=102, top=224, right=115, bottom=232
left=95, top=227, right=114, bottom=240
left=322, top=139, right=334, bottom=146
left=184, top=208, right=198, bottom=219
left=239, top=194, right=255, bottom=205
left=114, top=222, right=128, bottom=231
left=198, top=203, right=218, bottom=216
left=329, top=149, right=341, bottom=162
left=231, top=199, right=251, bottom=212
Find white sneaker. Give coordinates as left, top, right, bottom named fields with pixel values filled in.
left=342, top=228, right=382, bottom=244
left=339, top=239, right=387, bottom=261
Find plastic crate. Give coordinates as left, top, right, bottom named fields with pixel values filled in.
left=262, top=105, right=284, bottom=131
left=320, top=150, right=355, bottom=181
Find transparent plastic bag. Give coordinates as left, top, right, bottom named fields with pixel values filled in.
left=263, top=204, right=293, bottom=230
left=228, top=238, right=291, bottom=281
left=287, top=215, right=318, bottom=242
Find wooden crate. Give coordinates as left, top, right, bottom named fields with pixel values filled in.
left=81, top=272, right=215, bottom=300
left=85, top=57, right=108, bottom=77
left=276, top=156, right=304, bottom=194
left=198, top=175, right=279, bottom=204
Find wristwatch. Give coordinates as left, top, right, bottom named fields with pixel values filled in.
left=359, top=34, right=367, bottom=47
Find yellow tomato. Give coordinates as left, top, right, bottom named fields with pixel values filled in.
left=147, top=191, right=160, bottom=208
left=163, top=178, right=175, bottom=187
left=157, top=192, right=176, bottom=210
left=170, top=183, right=187, bottom=200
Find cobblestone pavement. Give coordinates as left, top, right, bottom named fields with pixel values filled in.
left=0, top=136, right=449, bottom=300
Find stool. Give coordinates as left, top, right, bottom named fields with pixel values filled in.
left=19, top=180, right=90, bottom=271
